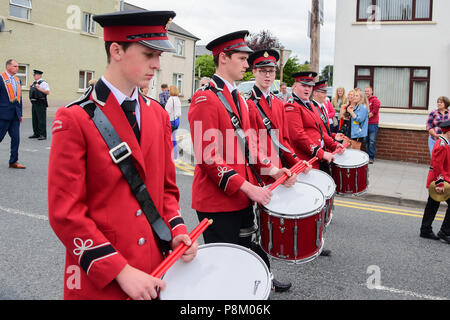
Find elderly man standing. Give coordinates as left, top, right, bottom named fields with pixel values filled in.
left=0, top=59, right=25, bottom=169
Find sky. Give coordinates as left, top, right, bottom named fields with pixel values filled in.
left=125, top=0, right=337, bottom=72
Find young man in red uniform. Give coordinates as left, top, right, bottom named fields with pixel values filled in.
left=246, top=49, right=301, bottom=185
left=420, top=119, right=450, bottom=243
left=48, top=10, right=198, bottom=300
left=285, top=72, right=344, bottom=171
left=188, top=31, right=295, bottom=292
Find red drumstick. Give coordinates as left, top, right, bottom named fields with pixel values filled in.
left=151, top=218, right=212, bottom=279
left=268, top=142, right=350, bottom=191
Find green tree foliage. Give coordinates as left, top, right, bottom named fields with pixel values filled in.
left=282, top=56, right=310, bottom=87
left=320, top=65, right=334, bottom=86
left=195, top=54, right=215, bottom=78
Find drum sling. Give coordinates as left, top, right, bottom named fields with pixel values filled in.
left=80, top=100, right=172, bottom=254
left=251, top=96, right=293, bottom=168
left=209, top=86, right=265, bottom=187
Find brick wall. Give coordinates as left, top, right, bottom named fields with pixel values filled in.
left=361, top=127, right=430, bottom=164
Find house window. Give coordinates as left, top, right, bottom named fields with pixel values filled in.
left=82, top=12, right=96, bottom=34
left=16, top=64, right=28, bottom=88
left=173, top=73, right=183, bottom=95
left=174, top=38, right=185, bottom=57
left=357, top=0, right=432, bottom=21
left=9, top=0, right=32, bottom=20
left=355, top=66, right=430, bottom=109
left=79, top=70, right=94, bottom=90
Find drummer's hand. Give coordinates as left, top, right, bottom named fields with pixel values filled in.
left=302, top=161, right=313, bottom=174
left=436, top=186, right=445, bottom=194
left=322, top=151, right=335, bottom=163
left=240, top=181, right=272, bottom=206
left=336, top=144, right=346, bottom=155
left=335, top=133, right=344, bottom=141
left=271, top=167, right=297, bottom=188
left=116, top=264, right=166, bottom=300
left=172, top=234, right=198, bottom=263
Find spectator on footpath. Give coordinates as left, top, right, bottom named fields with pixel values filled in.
left=338, top=89, right=355, bottom=140
left=332, top=87, right=347, bottom=114
left=277, top=82, right=291, bottom=103
left=0, top=59, right=25, bottom=169
left=364, top=86, right=381, bottom=164
left=159, top=83, right=170, bottom=107
left=165, top=85, right=182, bottom=159
left=28, top=69, right=50, bottom=140
left=420, top=119, right=450, bottom=244
left=426, top=96, right=450, bottom=156
left=347, top=90, right=369, bottom=150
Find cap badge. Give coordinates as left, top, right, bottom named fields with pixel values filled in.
left=165, top=18, right=173, bottom=30
left=263, top=51, right=269, bottom=58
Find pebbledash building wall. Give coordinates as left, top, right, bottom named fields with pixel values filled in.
left=0, top=0, right=198, bottom=116
left=333, top=0, right=449, bottom=164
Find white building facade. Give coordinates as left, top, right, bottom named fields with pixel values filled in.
left=334, top=0, right=449, bottom=129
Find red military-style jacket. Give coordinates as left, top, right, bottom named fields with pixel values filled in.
left=188, top=75, right=272, bottom=213
left=247, top=86, right=299, bottom=184
left=427, top=136, right=450, bottom=188
left=48, top=79, right=188, bottom=300
left=285, top=94, right=338, bottom=169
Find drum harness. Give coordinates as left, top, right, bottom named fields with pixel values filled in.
left=204, top=79, right=265, bottom=188
left=250, top=87, right=294, bottom=168
left=69, top=85, right=173, bottom=255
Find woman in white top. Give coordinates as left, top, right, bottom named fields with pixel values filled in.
left=165, top=85, right=182, bottom=158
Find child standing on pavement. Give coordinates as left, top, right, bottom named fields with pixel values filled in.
left=420, top=119, right=450, bottom=243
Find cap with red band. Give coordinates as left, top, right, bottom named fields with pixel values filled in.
left=206, top=30, right=253, bottom=56
left=93, top=10, right=176, bottom=53
left=313, top=80, right=328, bottom=91
left=292, top=71, right=318, bottom=86
left=248, top=49, right=279, bottom=68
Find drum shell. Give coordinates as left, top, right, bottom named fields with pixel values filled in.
left=331, top=163, right=368, bottom=195
left=258, top=202, right=325, bottom=264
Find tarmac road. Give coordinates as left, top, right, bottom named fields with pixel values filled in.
left=0, top=118, right=449, bottom=300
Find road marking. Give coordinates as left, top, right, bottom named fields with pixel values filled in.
left=335, top=200, right=444, bottom=221
left=0, top=205, right=48, bottom=221
left=174, top=159, right=194, bottom=176
left=369, top=285, right=448, bottom=300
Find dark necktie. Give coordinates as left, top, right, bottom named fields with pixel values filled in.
left=266, top=95, right=271, bottom=108
left=231, top=89, right=242, bottom=118
left=121, top=99, right=140, bottom=143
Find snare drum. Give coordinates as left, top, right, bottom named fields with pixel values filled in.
left=331, top=149, right=369, bottom=195
left=297, top=169, right=336, bottom=227
left=159, top=243, right=272, bottom=300
left=258, top=182, right=325, bottom=264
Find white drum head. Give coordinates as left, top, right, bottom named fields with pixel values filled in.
left=263, top=182, right=324, bottom=218
left=297, top=169, right=336, bottom=199
left=159, top=243, right=272, bottom=300
left=333, top=149, right=369, bottom=168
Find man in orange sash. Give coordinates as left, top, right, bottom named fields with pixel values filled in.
left=0, top=59, right=25, bottom=169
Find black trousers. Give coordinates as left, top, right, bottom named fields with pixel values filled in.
left=31, top=100, right=47, bottom=137
left=420, top=196, right=450, bottom=235
left=196, top=206, right=271, bottom=269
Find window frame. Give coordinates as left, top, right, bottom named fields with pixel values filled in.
left=356, top=0, right=433, bottom=22
left=174, top=38, right=185, bottom=57
left=172, top=73, right=183, bottom=95
left=16, top=63, right=28, bottom=88
left=79, top=70, right=94, bottom=91
left=9, top=0, right=32, bottom=20
left=82, top=12, right=96, bottom=34
left=354, top=65, right=430, bottom=110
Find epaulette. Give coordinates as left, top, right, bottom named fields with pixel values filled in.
left=65, top=85, right=93, bottom=108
